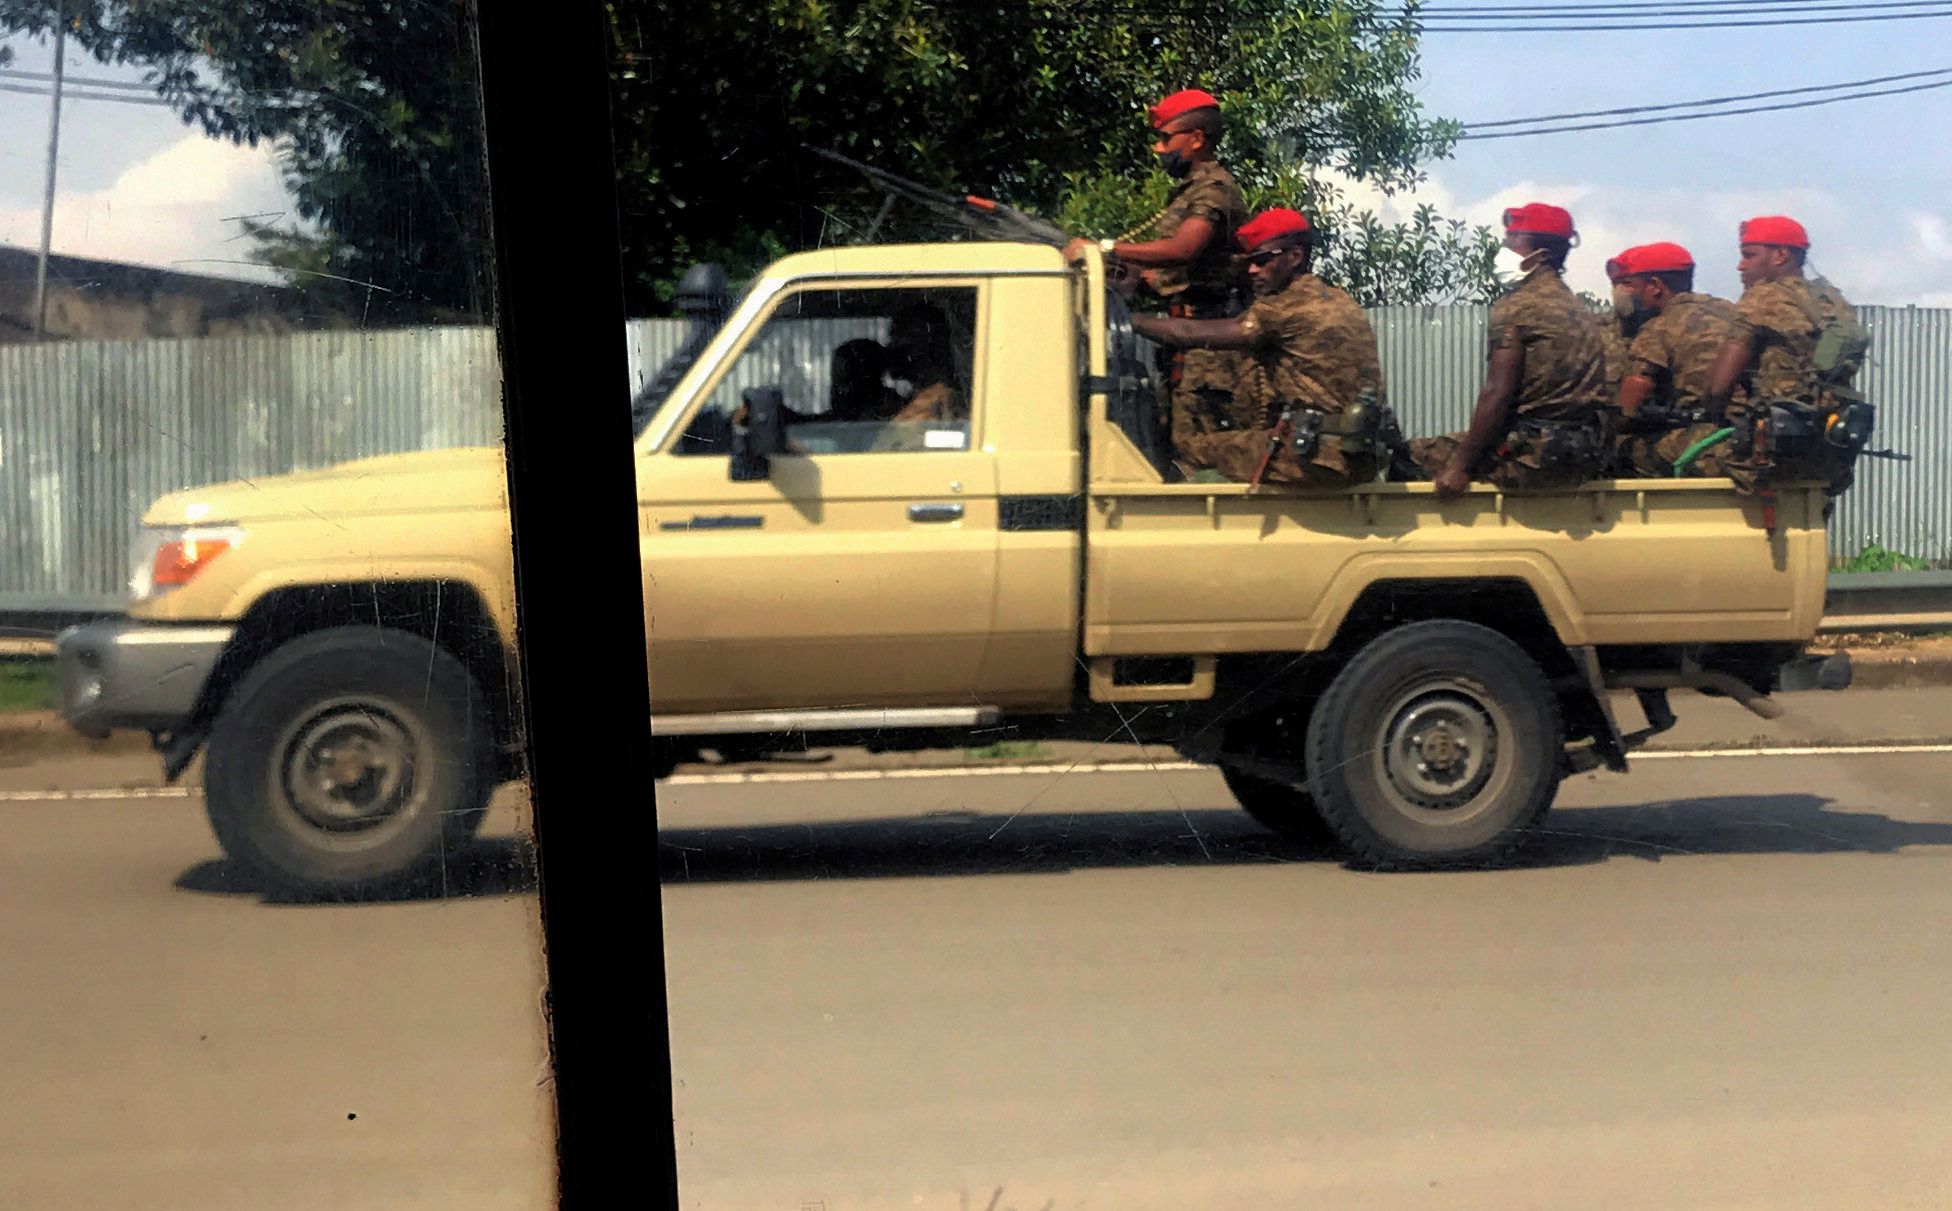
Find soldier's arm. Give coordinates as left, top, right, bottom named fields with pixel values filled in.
left=1703, top=334, right=1758, bottom=409
left=1131, top=311, right=1257, bottom=350
left=1112, top=217, right=1219, bottom=266
left=1617, top=374, right=1656, bottom=418
left=1443, top=345, right=1523, bottom=474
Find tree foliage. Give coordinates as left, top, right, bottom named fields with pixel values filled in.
left=1, top=0, right=1498, bottom=318
left=617, top=0, right=1499, bottom=310
left=0, top=0, right=489, bottom=322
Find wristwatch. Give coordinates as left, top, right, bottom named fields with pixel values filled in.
left=1099, top=238, right=1117, bottom=255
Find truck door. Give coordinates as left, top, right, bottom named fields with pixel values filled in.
left=637, top=281, right=1001, bottom=714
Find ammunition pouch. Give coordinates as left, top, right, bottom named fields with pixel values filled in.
left=1288, top=407, right=1325, bottom=462
left=1825, top=398, right=1875, bottom=454
left=1516, top=415, right=1605, bottom=477
left=1762, top=400, right=1822, bottom=464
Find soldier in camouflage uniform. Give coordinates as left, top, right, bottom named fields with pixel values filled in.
left=1595, top=250, right=1645, bottom=472
left=1410, top=203, right=1609, bottom=494
left=1128, top=208, right=1384, bottom=487
left=1065, top=89, right=1249, bottom=469
left=1605, top=243, right=1743, bottom=477
left=1703, top=215, right=1856, bottom=494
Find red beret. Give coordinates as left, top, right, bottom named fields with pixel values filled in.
left=1502, top=202, right=1577, bottom=240
left=1609, top=241, right=1694, bottom=279
left=1739, top=215, right=1810, bottom=249
left=1237, top=208, right=1313, bottom=251
left=1150, top=89, right=1220, bottom=129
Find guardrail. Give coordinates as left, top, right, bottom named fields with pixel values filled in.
left=1820, top=571, right=1952, bottom=633
left=4, top=572, right=1947, bottom=661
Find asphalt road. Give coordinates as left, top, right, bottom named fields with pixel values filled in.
left=5, top=694, right=1952, bottom=1210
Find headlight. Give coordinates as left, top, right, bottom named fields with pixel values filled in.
left=130, top=525, right=244, bottom=601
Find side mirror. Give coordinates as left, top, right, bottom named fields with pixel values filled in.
left=730, top=387, right=787, bottom=481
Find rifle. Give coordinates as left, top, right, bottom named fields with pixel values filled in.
left=805, top=145, right=1069, bottom=248
left=1250, top=404, right=1296, bottom=489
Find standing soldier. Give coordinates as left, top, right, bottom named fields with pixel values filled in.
left=1126, top=208, right=1387, bottom=486
left=1701, top=215, right=1866, bottom=497
left=1410, top=203, right=1609, bottom=495
left=1607, top=242, right=1743, bottom=477
left=1065, top=88, right=1249, bottom=468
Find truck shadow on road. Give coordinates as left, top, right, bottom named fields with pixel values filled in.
left=657, top=793, right=1952, bottom=884
left=174, top=835, right=538, bottom=904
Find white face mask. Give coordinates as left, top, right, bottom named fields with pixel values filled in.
left=1493, top=245, right=1532, bottom=284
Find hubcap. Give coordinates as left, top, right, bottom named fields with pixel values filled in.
left=1381, top=686, right=1498, bottom=810
left=283, top=705, right=418, bottom=832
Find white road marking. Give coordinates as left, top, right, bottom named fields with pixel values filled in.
left=6, top=742, right=1948, bottom=802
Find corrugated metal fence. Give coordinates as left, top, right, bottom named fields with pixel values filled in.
left=5, top=306, right=1946, bottom=614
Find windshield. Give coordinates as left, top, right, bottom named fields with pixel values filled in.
left=629, top=278, right=749, bottom=437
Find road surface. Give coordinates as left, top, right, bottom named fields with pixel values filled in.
left=3, top=690, right=1952, bottom=1209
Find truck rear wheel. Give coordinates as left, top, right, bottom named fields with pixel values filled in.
left=203, top=627, right=495, bottom=895
left=1221, top=767, right=1332, bottom=845
left=1305, top=620, right=1561, bottom=868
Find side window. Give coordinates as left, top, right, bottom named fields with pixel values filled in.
left=674, top=285, right=977, bottom=456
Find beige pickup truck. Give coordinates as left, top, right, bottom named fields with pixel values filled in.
left=55, top=242, right=1848, bottom=892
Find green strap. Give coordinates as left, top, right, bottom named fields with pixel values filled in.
left=1672, top=426, right=1736, bottom=476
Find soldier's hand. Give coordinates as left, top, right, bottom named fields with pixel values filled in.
left=1063, top=237, right=1090, bottom=264
left=1432, top=465, right=1472, bottom=497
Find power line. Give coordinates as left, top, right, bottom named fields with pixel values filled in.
left=1460, top=73, right=1952, bottom=136
left=0, top=80, right=174, bottom=107
left=0, top=67, right=161, bottom=92
left=1464, top=65, right=1952, bottom=127
left=1418, top=5, right=1952, bottom=26
left=1411, top=0, right=1950, bottom=12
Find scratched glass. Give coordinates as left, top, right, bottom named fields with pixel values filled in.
left=0, top=9, right=555, bottom=1209
left=631, top=2, right=1952, bottom=1208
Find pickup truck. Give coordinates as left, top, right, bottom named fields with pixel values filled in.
left=55, top=241, right=1849, bottom=893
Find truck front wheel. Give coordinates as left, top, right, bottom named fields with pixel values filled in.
left=203, top=627, right=496, bottom=895
left=1305, top=620, right=1561, bottom=868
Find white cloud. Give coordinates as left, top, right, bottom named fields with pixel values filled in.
left=1319, top=170, right=1951, bottom=305
left=0, top=133, right=293, bottom=281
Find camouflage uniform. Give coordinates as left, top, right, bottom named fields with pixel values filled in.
left=1143, top=160, right=1251, bottom=465
left=1721, top=276, right=1824, bottom=493
left=1613, top=292, right=1741, bottom=477
left=1596, top=317, right=1632, bottom=473
left=1808, top=274, right=1863, bottom=495
left=1410, top=268, right=1609, bottom=490
left=1177, top=273, right=1384, bottom=486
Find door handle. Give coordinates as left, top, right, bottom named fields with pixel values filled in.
left=907, top=502, right=964, bottom=523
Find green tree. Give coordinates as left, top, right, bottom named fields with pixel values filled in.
left=0, top=1, right=490, bottom=323
left=617, top=0, right=1498, bottom=311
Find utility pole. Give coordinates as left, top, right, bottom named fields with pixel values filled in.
left=33, top=19, right=66, bottom=341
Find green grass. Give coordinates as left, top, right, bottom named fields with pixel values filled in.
left=966, top=740, right=1052, bottom=762
left=0, top=660, right=56, bottom=714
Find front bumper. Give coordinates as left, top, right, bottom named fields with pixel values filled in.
left=55, top=620, right=234, bottom=739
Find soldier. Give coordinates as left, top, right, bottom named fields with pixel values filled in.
left=1595, top=248, right=1642, bottom=470
left=1607, top=242, right=1743, bottom=477
left=1125, top=208, right=1386, bottom=487
left=1410, top=203, right=1609, bottom=495
left=1701, top=215, right=1861, bottom=495
left=1064, top=88, right=1250, bottom=468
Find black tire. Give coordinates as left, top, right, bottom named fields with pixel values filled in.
left=1305, top=620, right=1561, bottom=869
left=203, top=627, right=496, bottom=895
left=1221, top=766, right=1333, bottom=844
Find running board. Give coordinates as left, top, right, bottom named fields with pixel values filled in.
left=652, top=706, right=1001, bottom=737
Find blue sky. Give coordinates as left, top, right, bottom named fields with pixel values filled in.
left=1396, top=14, right=1952, bottom=302
left=3, top=12, right=1949, bottom=304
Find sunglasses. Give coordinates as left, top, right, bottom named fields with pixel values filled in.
left=1241, top=248, right=1294, bottom=267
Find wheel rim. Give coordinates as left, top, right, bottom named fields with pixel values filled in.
left=278, top=699, right=424, bottom=836
left=1372, top=678, right=1510, bottom=820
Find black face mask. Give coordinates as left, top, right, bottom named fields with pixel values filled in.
left=1156, top=149, right=1193, bottom=179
